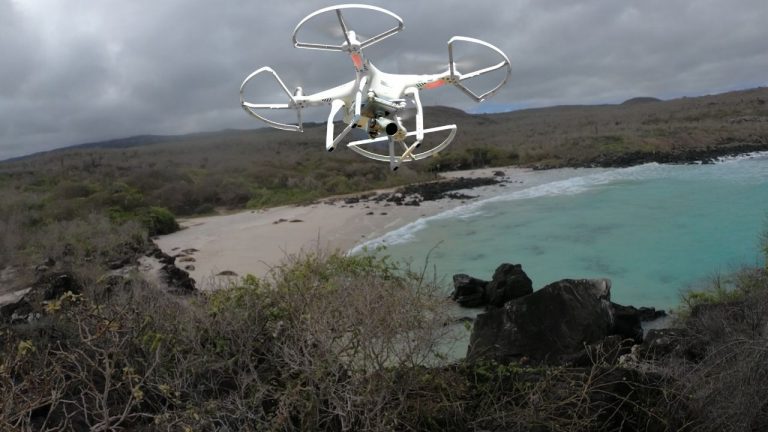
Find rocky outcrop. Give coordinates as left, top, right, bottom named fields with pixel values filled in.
left=485, top=263, right=533, bottom=307
left=465, top=275, right=671, bottom=364
left=451, top=263, right=533, bottom=308
left=144, top=242, right=196, bottom=293
left=333, top=176, right=502, bottom=208
left=0, top=271, right=82, bottom=324
left=451, top=274, right=488, bottom=307
left=468, top=278, right=614, bottom=363
left=396, top=177, right=500, bottom=201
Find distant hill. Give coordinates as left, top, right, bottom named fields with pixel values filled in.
left=621, top=96, right=662, bottom=105
left=1, top=87, right=766, bottom=216
left=7, top=87, right=768, bottom=169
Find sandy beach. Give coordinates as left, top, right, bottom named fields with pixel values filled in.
left=156, top=167, right=531, bottom=289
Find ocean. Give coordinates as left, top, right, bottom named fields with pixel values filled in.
left=352, top=153, right=768, bottom=310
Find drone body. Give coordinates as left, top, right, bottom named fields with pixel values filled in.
left=240, top=4, right=511, bottom=170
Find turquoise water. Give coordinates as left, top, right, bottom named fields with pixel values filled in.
left=354, top=155, right=768, bottom=309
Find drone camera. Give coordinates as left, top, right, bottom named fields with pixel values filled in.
left=375, top=118, right=399, bottom=136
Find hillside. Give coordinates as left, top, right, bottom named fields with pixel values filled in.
left=6, top=87, right=768, bottom=169
left=1, top=87, right=767, bottom=219
left=436, top=86, right=768, bottom=169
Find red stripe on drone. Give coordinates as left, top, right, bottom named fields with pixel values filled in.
left=423, top=80, right=445, bottom=89
left=351, top=54, right=363, bottom=70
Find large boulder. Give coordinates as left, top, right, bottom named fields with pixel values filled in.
left=609, top=302, right=644, bottom=343
left=484, top=263, right=533, bottom=307
left=451, top=274, right=488, bottom=308
left=467, top=278, right=614, bottom=363
left=451, top=263, right=533, bottom=309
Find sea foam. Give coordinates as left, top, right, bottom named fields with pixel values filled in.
left=350, top=163, right=666, bottom=254
left=350, top=154, right=768, bottom=254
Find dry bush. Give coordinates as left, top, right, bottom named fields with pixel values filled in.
left=25, top=214, right=147, bottom=278
left=235, top=250, right=455, bottom=431
left=463, top=344, right=677, bottom=432
left=666, top=267, right=768, bottom=431
left=0, top=250, right=456, bottom=431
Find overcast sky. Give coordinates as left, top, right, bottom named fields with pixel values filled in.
left=1, top=0, right=766, bottom=160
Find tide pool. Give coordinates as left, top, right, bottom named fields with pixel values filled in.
left=354, top=154, right=768, bottom=309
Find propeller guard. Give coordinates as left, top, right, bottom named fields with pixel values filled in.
left=240, top=67, right=303, bottom=132
left=347, top=124, right=457, bottom=165
left=447, top=36, right=512, bottom=102
left=292, top=4, right=404, bottom=52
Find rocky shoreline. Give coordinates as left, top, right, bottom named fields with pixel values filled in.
left=451, top=263, right=669, bottom=366
left=534, top=143, right=768, bottom=170
left=0, top=240, right=196, bottom=325
left=329, top=176, right=503, bottom=208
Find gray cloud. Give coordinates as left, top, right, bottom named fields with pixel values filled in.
left=1, top=0, right=766, bottom=160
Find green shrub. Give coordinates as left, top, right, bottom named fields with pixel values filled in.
left=141, top=206, right=179, bottom=236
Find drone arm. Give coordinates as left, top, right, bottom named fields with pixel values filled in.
left=360, top=21, right=404, bottom=49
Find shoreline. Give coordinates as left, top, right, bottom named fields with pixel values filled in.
left=156, top=166, right=534, bottom=289
left=156, top=150, right=768, bottom=290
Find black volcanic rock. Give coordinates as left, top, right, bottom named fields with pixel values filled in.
left=637, top=306, right=667, bottom=321
left=161, top=264, right=195, bottom=293
left=396, top=177, right=499, bottom=201
left=451, top=264, right=532, bottom=308
left=451, top=274, right=489, bottom=308
left=485, top=263, right=533, bottom=307
left=468, top=278, right=614, bottom=364
left=609, top=302, right=643, bottom=343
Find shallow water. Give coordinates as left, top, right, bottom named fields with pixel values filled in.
left=354, top=154, right=768, bottom=309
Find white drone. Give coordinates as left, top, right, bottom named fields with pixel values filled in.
left=240, top=4, right=511, bottom=171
